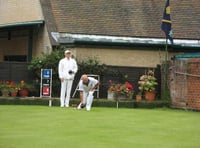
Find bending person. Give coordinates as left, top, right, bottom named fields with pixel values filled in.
left=77, top=74, right=99, bottom=111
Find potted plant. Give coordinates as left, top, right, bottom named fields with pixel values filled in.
left=107, top=80, right=116, bottom=100
left=9, top=81, right=19, bottom=97
left=136, top=81, right=144, bottom=101
left=18, top=80, right=31, bottom=97
left=138, top=70, right=158, bottom=101
left=107, top=80, right=134, bottom=100
left=0, top=80, right=11, bottom=96
left=136, top=91, right=142, bottom=102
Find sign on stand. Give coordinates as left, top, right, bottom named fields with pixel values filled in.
left=40, top=69, right=52, bottom=106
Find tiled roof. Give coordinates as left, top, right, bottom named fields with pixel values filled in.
left=40, top=0, right=58, bottom=45
left=47, top=0, right=200, bottom=40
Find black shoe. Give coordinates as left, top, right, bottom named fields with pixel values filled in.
left=81, top=104, right=85, bottom=108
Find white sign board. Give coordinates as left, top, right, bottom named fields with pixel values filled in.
left=40, top=69, right=52, bottom=106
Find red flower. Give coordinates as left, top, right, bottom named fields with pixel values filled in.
left=125, top=81, right=133, bottom=91
left=20, top=80, right=25, bottom=84
left=0, top=80, right=11, bottom=89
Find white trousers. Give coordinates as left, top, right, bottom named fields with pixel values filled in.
left=83, top=91, right=94, bottom=111
left=60, top=79, right=73, bottom=107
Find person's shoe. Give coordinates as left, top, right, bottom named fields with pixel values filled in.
left=77, top=106, right=81, bottom=110
left=81, top=104, right=85, bottom=109
left=77, top=103, right=83, bottom=109
left=86, top=108, right=91, bottom=111
left=86, top=106, right=91, bottom=111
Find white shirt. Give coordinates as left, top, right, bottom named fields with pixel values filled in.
left=79, top=77, right=99, bottom=92
left=58, top=57, right=78, bottom=80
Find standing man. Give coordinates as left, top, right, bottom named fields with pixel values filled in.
left=77, top=74, right=99, bottom=111
left=58, top=50, right=78, bottom=107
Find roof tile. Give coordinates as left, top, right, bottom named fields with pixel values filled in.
left=48, top=0, right=200, bottom=39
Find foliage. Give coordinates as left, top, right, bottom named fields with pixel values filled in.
left=28, top=48, right=64, bottom=79
left=9, top=81, right=19, bottom=93
left=28, top=47, right=65, bottom=96
left=108, top=80, right=134, bottom=99
left=18, top=80, right=34, bottom=90
left=77, top=56, right=107, bottom=77
left=0, top=80, right=11, bottom=89
left=0, top=80, right=35, bottom=94
left=138, top=70, right=158, bottom=93
left=28, top=46, right=109, bottom=97
left=0, top=80, right=19, bottom=93
left=9, top=87, right=19, bottom=93
left=134, top=101, right=170, bottom=108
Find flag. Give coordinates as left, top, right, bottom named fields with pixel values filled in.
left=161, top=0, right=173, bottom=45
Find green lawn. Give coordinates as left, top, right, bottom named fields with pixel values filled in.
left=0, top=105, right=199, bottom=148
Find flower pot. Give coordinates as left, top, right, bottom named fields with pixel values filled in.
left=136, top=94, right=142, bottom=102
left=116, top=94, right=129, bottom=100
left=116, top=95, right=126, bottom=100
left=19, top=88, right=29, bottom=97
left=107, top=91, right=115, bottom=101
left=10, top=92, right=18, bottom=97
left=145, top=91, right=156, bottom=101
left=1, top=88, right=10, bottom=97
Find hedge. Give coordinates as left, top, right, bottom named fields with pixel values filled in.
left=0, top=97, right=170, bottom=109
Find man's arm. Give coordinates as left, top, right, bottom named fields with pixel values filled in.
left=90, top=82, right=99, bottom=91
left=79, top=91, right=83, bottom=103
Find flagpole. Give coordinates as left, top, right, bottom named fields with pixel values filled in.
left=161, top=0, right=172, bottom=100
left=163, top=38, right=168, bottom=99
left=165, top=39, right=168, bottom=61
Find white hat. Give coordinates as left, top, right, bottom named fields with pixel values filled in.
left=65, top=50, right=71, bottom=54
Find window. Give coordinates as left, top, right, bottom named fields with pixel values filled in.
left=4, top=55, right=27, bottom=62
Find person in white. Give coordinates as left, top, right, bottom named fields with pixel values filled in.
left=58, top=50, right=78, bottom=107
left=77, top=74, right=99, bottom=111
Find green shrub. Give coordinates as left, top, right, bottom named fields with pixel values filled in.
left=134, top=100, right=170, bottom=108
left=77, top=56, right=107, bottom=78
left=0, top=98, right=170, bottom=109
left=28, top=47, right=64, bottom=97
left=28, top=46, right=111, bottom=97
left=28, top=46, right=128, bottom=97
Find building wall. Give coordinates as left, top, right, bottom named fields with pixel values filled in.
left=33, top=26, right=52, bottom=56
left=187, top=58, right=200, bottom=110
left=0, top=0, right=43, bottom=24
left=0, top=35, right=28, bottom=61
left=75, top=47, right=175, bottom=67
left=0, top=27, right=52, bottom=62
left=0, top=0, right=52, bottom=61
